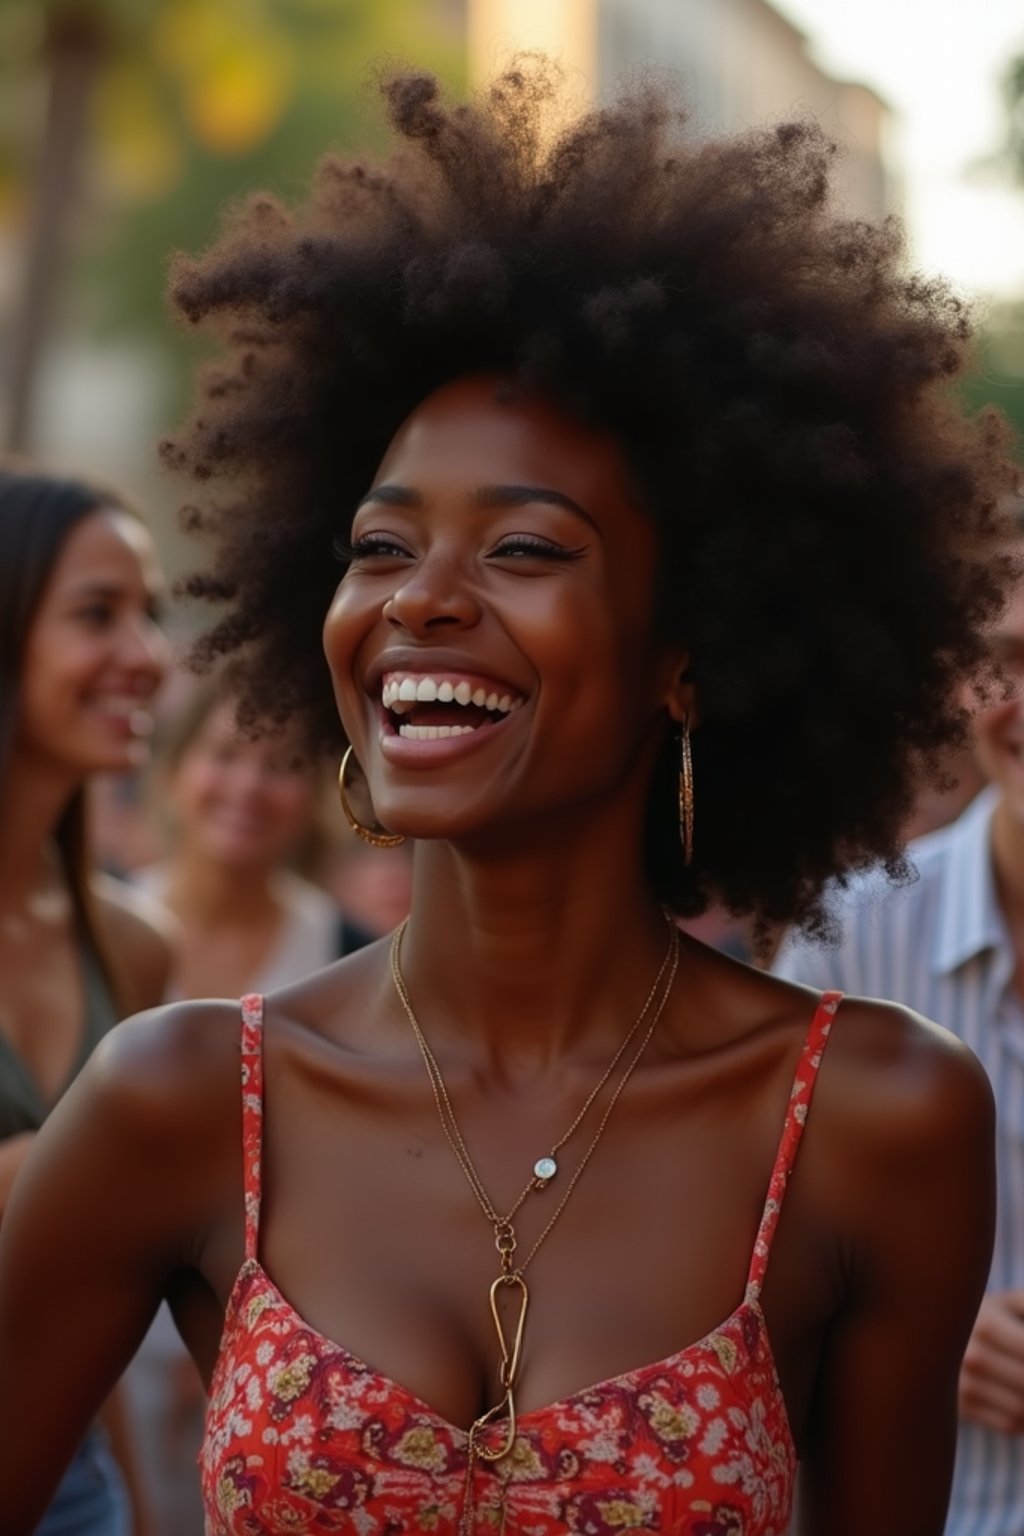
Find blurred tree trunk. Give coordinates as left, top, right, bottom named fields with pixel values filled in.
left=4, top=7, right=107, bottom=452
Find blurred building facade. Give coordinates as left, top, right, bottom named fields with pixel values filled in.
left=470, top=0, right=892, bottom=220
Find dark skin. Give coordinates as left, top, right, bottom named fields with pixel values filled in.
left=0, top=378, right=996, bottom=1533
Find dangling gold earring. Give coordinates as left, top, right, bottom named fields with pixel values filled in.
left=678, top=716, right=694, bottom=866
left=338, top=745, right=405, bottom=848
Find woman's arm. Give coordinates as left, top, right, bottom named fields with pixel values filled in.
left=0, top=999, right=240, bottom=1534
left=798, top=1003, right=995, bottom=1534
left=0, top=1132, right=35, bottom=1219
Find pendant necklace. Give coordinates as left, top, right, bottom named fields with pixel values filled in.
left=389, top=916, right=680, bottom=1504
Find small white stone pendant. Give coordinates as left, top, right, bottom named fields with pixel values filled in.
left=533, top=1156, right=557, bottom=1186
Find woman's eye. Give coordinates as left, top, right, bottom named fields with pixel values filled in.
left=334, top=534, right=412, bottom=562
left=489, top=536, right=582, bottom=561
left=76, top=605, right=114, bottom=627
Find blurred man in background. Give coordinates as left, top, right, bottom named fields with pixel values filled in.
left=773, top=524, right=1024, bottom=1536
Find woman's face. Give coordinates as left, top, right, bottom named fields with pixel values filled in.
left=15, top=508, right=169, bottom=780
left=323, top=375, right=690, bottom=843
left=169, top=701, right=320, bottom=872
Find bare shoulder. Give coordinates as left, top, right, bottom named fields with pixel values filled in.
left=80, top=996, right=244, bottom=1148
left=6, top=997, right=252, bottom=1277
left=784, top=983, right=994, bottom=1182
left=91, top=871, right=179, bottom=1013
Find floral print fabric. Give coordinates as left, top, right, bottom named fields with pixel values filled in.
left=201, top=990, right=840, bottom=1535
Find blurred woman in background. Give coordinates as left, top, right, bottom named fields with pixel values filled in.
left=0, top=465, right=171, bottom=1534
left=139, top=681, right=344, bottom=1000
left=126, top=680, right=374, bottom=1536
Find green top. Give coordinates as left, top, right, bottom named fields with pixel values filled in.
left=0, top=938, right=117, bottom=1140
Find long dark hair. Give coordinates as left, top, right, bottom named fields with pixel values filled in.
left=0, top=465, right=135, bottom=998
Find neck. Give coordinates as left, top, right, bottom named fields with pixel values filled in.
left=0, top=758, right=79, bottom=913
left=395, top=810, right=677, bottom=1073
left=161, top=846, right=285, bottom=926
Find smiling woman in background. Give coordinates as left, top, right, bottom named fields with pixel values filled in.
left=0, top=63, right=1017, bottom=1534
left=125, top=681, right=352, bottom=1536
left=141, top=681, right=344, bottom=1001
left=0, top=466, right=172, bottom=1533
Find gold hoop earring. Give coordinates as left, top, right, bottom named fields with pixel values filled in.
left=678, top=717, right=694, bottom=866
left=338, top=745, right=405, bottom=848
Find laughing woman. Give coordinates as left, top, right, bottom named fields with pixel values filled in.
left=0, top=467, right=172, bottom=1533
left=0, top=64, right=1016, bottom=1535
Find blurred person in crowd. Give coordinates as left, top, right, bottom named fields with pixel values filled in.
left=324, top=835, right=413, bottom=941
left=0, top=62, right=1016, bottom=1535
left=90, top=773, right=165, bottom=880
left=139, top=680, right=348, bottom=998
left=0, top=465, right=172, bottom=1534
left=902, top=741, right=987, bottom=842
left=773, top=511, right=1024, bottom=1536
left=125, top=680, right=365, bottom=1536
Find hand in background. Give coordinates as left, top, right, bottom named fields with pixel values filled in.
left=960, top=1291, right=1024, bottom=1433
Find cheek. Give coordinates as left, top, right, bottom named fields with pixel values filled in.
left=973, top=700, right=1020, bottom=759
left=265, top=782, right=315, bottom=832
left=323, top=585, right=378, bottom=740
left=12, top=661, right=73, bottom=746
left=322, top=581, right=368, bottom=678
left=171, top=760, right=223, bottom=816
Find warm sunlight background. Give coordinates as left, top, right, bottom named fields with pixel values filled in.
left=0, top=0, right=1020, bottom=554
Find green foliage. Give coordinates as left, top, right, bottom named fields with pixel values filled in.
left=960, top=304, right=1024, bottom=460
left=0, top=0, right=463, bottom=417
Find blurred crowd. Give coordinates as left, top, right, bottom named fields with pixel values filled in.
left=98, top=674, right=413, bottom=1536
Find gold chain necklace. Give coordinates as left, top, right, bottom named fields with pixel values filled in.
left=389, top=918, right=680, bottom=1473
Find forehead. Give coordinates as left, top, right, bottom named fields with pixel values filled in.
left=373, top=376, right=637, bottom=512
left=45, top=508, right=159, bottom=593
left=195, top=701, right=305, bottom=755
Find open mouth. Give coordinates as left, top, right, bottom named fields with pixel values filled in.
left=379, top=672, right=526, bottom=740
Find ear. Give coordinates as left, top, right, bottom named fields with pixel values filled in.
left=662, top=648, right=699, bottom=730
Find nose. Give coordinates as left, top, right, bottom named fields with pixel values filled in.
left=120, top=613, right=171, bottom=694
left=383, top=554, right=482, bottom=637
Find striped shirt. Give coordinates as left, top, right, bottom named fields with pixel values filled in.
left=773, top=786, right=1024, bottom=1536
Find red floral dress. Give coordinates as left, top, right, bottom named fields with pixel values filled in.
left=201, top=990, right=840, bottom=1534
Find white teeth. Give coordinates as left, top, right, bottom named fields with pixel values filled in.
left=381, top=674, right=525, bottom=715
left=398, top=723, right=477, bottom=739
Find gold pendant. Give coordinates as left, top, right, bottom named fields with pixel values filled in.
left=469, top=1272, right=529, bottom=1462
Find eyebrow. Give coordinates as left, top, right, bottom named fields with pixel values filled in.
left=358, top=482, right=598, bottom=530
left=64, top=581, right=127, bottom=600
left=64, top=579, right=162, bottom=603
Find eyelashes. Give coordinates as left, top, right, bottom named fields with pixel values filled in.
left=334, top=533, right=585, bottom=564
left=491, top=536, right=585, bottom=561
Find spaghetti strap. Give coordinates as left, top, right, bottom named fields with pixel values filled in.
left=239, top=994, right=265, bottom=1263
left=745, top=990, right=842, bottom=1302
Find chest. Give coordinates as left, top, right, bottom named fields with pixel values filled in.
left=203, top=1265, right=796, bottom=1536
left=0, top=930, right=85, bottom=1109
left=196, top=1045, right=836, bottom=1455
